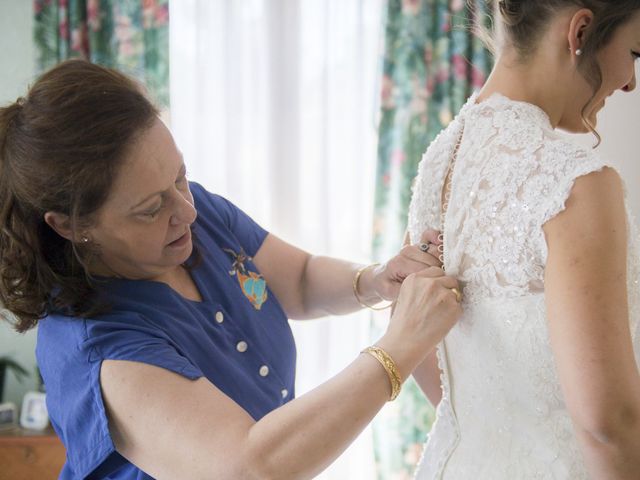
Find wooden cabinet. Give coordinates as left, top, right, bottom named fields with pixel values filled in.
left=0, top=427, right=66, bottom=480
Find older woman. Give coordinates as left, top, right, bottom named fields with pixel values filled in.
left=0, top=60, right=461, bottom=479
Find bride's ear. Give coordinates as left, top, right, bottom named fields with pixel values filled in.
left=567, top=8, right=594, bottom=55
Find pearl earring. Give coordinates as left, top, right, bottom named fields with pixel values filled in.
left=80, top=236, right=90, bottom=244
left=575, top=49, right=583, bottom=56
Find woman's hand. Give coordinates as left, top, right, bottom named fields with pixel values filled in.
left=360, top=229, right=443, bottom=303
left=377, top=266, right=462, bottom=378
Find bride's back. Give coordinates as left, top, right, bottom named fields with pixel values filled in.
left=408, top=93, right=640, bottom=479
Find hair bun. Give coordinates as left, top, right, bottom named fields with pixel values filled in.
left=498, top=0, right=525, bottom=26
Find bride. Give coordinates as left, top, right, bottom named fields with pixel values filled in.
left=408, top=1, right=640, bottom=478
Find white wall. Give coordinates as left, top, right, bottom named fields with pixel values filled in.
left=0, top=0, right=39, bottom=407
left=577, top=89, right=640, bottom=218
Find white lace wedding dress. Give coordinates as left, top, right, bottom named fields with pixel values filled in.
left=408, top=93, right=640, bottom=479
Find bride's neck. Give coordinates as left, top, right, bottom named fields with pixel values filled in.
left=477, top=50, right=572, bottom=129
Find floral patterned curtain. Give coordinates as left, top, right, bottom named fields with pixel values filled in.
left=371, top=1, right=493, bottom=478
left=34, top=0, right=170, bottom=108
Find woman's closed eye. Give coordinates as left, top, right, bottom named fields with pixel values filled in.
left=141, top=204, right=163, bottom=219
left=136, top=169, right=187, bottom=220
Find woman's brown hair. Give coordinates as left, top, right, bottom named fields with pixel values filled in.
left=0, top=59, right=159, bottom=332
left=494, top=0, right=640, bottom=139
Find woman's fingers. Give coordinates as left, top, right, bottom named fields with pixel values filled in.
left=397, top=244, right=441, bottom=269
left=412, top=266, right=445, bottom=278
left=386, top=273, right=462, bottom=357
left=374, top=230, right=444, bottom=301
left=419, top=229, right=442, bottom=246
left=407, top=229, right=444, bottom=268
left=416, top=270, right=461, bottom=302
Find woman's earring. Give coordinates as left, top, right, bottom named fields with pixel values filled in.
left=80, top=235, right=90, bottom=244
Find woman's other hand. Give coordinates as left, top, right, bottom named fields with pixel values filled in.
left=377, top=266, right=462, bottom=377
left=368, top=229, right=443, bottom=302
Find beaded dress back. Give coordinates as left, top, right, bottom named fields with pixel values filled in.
left=408, top=93, right=640, bottom=479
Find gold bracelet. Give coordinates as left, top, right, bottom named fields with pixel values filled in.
left=361, top=346, right=402, bottom=401
left=352, top=264, right=393, bottom=311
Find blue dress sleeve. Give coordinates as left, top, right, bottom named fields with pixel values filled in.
left=189, top=182, right=269, bottom=257
left=84, top=315, right=203, bottom=379
left=36, top=314, right=203, bottom=479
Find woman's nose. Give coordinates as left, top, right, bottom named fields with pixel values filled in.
left=169, top=192, right=197, bottom=226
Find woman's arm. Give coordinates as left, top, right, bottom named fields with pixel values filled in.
left=544, top=167, right=640, bottom=479
left=253, top=230, right=442, bottom=319
left=102, top=355, right=392, bottom=480
left=101, top=268, right=462, bottom=480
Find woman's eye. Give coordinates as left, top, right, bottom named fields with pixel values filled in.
left=632, top=51, right=640, bottom=60
left=142, top=207, right=161, bottom=218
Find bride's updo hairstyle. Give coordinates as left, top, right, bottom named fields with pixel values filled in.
left=497, top=0, right=640, bottom=88
left=0, top=60, right=158, bottom=332
left=496, top=0, right=640, bottom=135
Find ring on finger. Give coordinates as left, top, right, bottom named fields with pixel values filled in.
left=419, top=242, right=431, bottom=253
left=450, top=287, right=462, bottom=303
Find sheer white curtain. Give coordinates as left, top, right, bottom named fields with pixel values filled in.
left=169, top=1, right=384, bottom=478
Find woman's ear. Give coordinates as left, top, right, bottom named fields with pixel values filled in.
left=567, top=8, right=595, bottom=54
left=43, top=211, right=75, bottom=241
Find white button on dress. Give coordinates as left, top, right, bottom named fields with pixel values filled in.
left=259, top=365, right=269, bottom=377
left=215, top=311, right=224, bottom=323
left=236, top=341, right=248, bottom=353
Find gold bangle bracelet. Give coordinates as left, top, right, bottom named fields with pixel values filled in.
left=361, top=346, right=402, bottom=401
left=353, top=264, right=393, bottom=311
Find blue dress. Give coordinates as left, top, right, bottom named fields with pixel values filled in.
left=36, top=182, right=297, bottom=479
